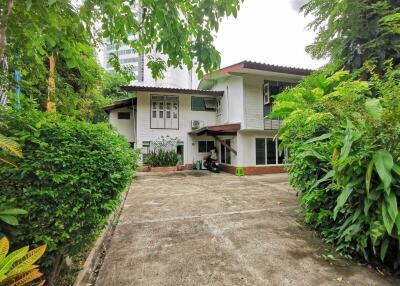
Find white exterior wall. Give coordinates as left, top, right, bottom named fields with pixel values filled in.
left=109, top=107, right=136, bottom=143
left=136, top=92, right=218, bottom=164
left=212, top=76, right=244, bottom=125
left=236, top=130, right=278, bottom=167
left=243, top=77, right=264, bottom=130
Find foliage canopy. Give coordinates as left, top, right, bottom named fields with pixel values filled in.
left=303, top=0, right=400, bottom=73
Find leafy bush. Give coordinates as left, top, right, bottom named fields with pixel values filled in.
left=144, top=136, right=180, bottom=167
left=144, top=150, right=180, bottom=167
left=0, top=108, right=138, bottom=277
left=272, top=65, right=400, bottom=273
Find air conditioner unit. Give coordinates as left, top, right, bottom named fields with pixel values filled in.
left=191, top=120, right=203, bottom=130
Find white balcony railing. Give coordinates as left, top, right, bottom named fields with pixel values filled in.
left=264, top=119, right=283, bottom=130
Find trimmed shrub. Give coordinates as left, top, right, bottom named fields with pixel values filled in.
left=0, top=108, right=138, bottom=275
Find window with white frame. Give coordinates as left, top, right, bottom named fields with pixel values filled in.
left=151, top=95, right=179, bottom=129
left=263, top=81, right=295, bottom=116
left=255, top=138, right=287, bottom=165
left=263, top=82, right=270, bottom=105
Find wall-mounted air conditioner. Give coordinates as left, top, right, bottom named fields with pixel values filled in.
left=191, top=120, right=203, bottom=130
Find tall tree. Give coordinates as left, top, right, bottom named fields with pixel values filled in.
left=0, top=0, right=242, bottom=112
left=303, top=0, right=400, bottom=73
left=0, top=0, right=13, bottom=105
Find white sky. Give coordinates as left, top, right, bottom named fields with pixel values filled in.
left=214, top=0, right=327, bottom=69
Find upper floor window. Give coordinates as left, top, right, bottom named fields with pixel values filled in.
left=118, top=112, right=131, bottom=120
left=151, top=96, right=179, bottom=129
left=263, top=82, right=271, bottom=105
left=216, top=98, right=222, bottom=115
left=191, top=96, right=217, bottom=112
left=263, top=81, right=294, bottom=116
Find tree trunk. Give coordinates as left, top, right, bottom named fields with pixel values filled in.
left=0, top=0, right=13, bottom=106
left=48, top=253, right=63, bottom=286
left=46, top=54, right=56, bottom=112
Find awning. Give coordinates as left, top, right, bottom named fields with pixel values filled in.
left=103, top=97, right=137, bottom=114
left=189, top=123, right=241, bottom=136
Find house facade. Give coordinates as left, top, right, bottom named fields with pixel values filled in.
left=104, top=61, right=312, bottom=174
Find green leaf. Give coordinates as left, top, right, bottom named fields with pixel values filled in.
left=365, top=98, right=383, bottom=119
left=365, top=160, right=374, bottom=194
left=304, top=133, right=332, bottom=144
left=364, top=197, right=374, bottom=216
left=396, top=213, right=400, bottom=236
left=0, top=215, right=18, bottom=226
left=333, top=182, right=355, bottom=220
left=310, top=170, right=335, bottom=191
left=339, top=120, right=360, bottom=161
left=392, top=163, right=400, bottom=176
left=0, top=208, right=28, bottom=215
left=302, top=149, right=326, bottom=161
left=385, top=192, right=398, bottom=222
left=373, top=150, right=393, bottom=195
left=370, top=221, right=385, bottom=247
left=380, top=239, right=389, bottom=261
left=382, top=202, right=394, bottom=234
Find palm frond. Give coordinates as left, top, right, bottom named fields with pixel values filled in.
left=0, top=157, right=17, bottom=168
left=0, top=134, right=22, bottom=158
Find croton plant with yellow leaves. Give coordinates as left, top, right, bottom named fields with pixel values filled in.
left=0, top=236, right=46, bottom=286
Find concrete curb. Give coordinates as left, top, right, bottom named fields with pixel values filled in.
left=73, top=180, right=134, bottom=286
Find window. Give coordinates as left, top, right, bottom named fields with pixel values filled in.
left=191, top=96, right=217, bottom=111
left=204, top=98, right=217, bottom=110
left=266, top=138, right=276, bottom=164
left=255, top=138, right=287, bottom=165
left=151, top=96, right=179, bottom=129
left=198, top=141, right=215, bottom=153
left=119, top=57, right=140, bottom=64
left=263, top=81, right=293, bottom=116
left=220, top=139, right=231, bottom=164
left=256, top=138, right=266, bottom=165
left=216, top=98, right=222, bottom=115
left=118, top=112, right=131, bottom=119
left=263, top=82, right=270, bottom=104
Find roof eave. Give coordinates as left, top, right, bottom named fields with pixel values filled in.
left=121, top=85, right=224, bottom=97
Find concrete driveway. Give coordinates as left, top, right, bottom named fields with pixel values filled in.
left=95, top=172, right=398, bottom=286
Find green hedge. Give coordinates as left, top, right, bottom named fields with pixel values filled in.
left=0, top=109, right=138, bottom=273
left=272, top=67, right=400, bottom=273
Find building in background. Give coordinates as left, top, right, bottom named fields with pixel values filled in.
left=102, top=41, right=198, bottom=89
left=101, top=3, right=198, bottom=89
left=103, top=37, right=145, bottom=81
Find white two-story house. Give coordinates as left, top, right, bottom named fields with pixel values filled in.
left=104, top=61, right=312, bottom=174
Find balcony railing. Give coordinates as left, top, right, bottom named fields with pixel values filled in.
left=264, top=119, right=283, bottom=130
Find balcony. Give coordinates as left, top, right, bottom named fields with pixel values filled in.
left=264, top=119, right=283, bottom=130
